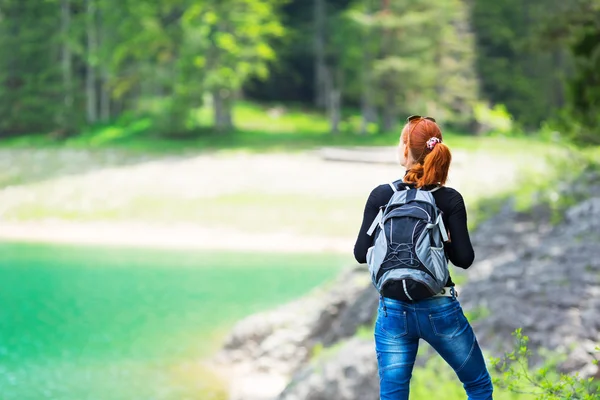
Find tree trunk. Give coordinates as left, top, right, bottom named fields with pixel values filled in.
left=360, top=3, right=376, bottom=135
left=98, top=5, right=110, bottom=122
left=382, top=89, right=396, bottom=132
left=327, top=68, right=343, bottom=134
left=213, top=89, right=233, bottom=133
left=86, top=0, right=98, bottom=124
left=360, top=64, right=377, bottom=134
left=100, top=69, right=110, bottom=122
left=60, top=0, right=73, bottom=132
left=380, top=0, right=395, bottom=133
left=314, top=0, right=327, bottom=109
left=329, top=88, right=342, bottom=134
left=360, top=89, right=377, bottom=135
left=2, top=2, right=22, bottom=136
left=553, top=49, right=566, bottom=108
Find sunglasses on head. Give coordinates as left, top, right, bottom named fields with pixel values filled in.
left=407, top=115, right=436, bottom=123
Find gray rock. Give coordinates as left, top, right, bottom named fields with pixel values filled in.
left=277, top=338, right=379, bottom=400
left=462, top=189, right=600, bottom=376
left=213, top=265, right=378, bottom=400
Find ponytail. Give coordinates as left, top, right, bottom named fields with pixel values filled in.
left=417, top=142, right=451, bottom=188
left=403, top=142, right=452, bottom=188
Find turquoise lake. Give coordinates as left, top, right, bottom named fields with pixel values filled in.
left=0, top=242, right=347, bottom=399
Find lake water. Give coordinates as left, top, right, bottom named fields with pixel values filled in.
left=0, top=242, right=347, bottom=399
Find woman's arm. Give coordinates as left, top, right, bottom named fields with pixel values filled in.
left=444, top=192, right=475, bottom=269
left=353, top=185, right=392, bottom=263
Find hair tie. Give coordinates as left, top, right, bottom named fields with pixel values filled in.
left=426, top=137, right=441, bottom=150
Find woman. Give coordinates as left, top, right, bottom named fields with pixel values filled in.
left=354, top=116, right=493, bottom=400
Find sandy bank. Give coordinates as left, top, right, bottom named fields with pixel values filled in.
left=0, top=221, right=353, bottom=253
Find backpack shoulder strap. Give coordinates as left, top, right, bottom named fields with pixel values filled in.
left=437, top=214, right=449, bottom=242
left=367, top=209, right=383, bottom=236
left=369, top=180, right=407, bottom=236
left=389, top=179, right=409, bottom=193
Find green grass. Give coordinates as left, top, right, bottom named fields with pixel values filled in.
left=0, top=100, right=572, bottom=155
left=410, top=354, right=535, bottom=400
left=0, top=101, right=336, bottom=153
left=0, top=242, right=348, bottom=399
left=196, top=101, right=331, bottom=134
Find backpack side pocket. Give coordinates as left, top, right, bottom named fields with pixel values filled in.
left=367, top=231, right=388, bottom=290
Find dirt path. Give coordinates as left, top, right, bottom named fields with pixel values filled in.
left=0, top=148, right=524, bottom=252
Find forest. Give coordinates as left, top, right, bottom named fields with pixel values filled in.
left=0, top=0, right=598, bottom=141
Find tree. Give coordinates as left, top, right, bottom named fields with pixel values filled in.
left=431, top=0, right=480, bottom=130
left=180, top=0, right=285, bottom=133
left=322, top=3, right=362, bottom=134
left=542, top=0, right=600, bottom=143
left=86, top=0, right=98, bottom=124
left=346, top=0, right=479, bottom=133
left=471, top=0, right=568, bottom=130
left=356, top=1, right=377, bottom=135
left=365, top=0, right=439, bottom=131
left=0, top=0, right=64, bottom=136
left=60, top=0, right=74, bottom=133
left=314, top=0, right=328, bottom=109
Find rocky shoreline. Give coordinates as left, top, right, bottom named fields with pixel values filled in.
left=214, top=173, right=600, bottom=400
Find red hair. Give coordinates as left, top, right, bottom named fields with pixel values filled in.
left=402, top=118, right=451, bottom=188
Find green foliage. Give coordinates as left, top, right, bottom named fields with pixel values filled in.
left=410, top=329, right=599, bottom=400
left=490, top=329, right=599, bottom=399
left=309, top=340, right=350, bottom=363
left=1, top=0, right=598, bottom=137
left=174, top=0, right=286, bottom=131
left=347, top=0, right=479, bottom=130
left=409, top=345, right=532, bottom=400
left=510, top=145, right=600, bottom=224
left=473, top=102, right=515, bottom=136
left=541, top=0, right=600, bottom=144
left=355, top=323, right=376, bottom=339
left=0, top=0, right=65, bottom=135
left=471, top=0, right=568, bottom=130
left=0, top=0, right=287, bottom=136
left=465, top=142, right=599, bottom=230
left=464, top=306, right=491, bottom=323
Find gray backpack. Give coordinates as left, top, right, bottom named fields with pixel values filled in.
left=366, top=180, right=449, bottom=300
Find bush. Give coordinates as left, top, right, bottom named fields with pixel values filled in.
left=473, top=102, right=516, bottom=136
left=490, top=329, right=599, bottom=400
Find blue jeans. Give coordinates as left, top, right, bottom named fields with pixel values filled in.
left=375, top=295, right=493, bottom=400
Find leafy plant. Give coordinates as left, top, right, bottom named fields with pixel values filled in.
left=490, top=329, right=599, bottom=399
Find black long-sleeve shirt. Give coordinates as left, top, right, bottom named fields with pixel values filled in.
left=353, top=182, right=475, bottom=297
